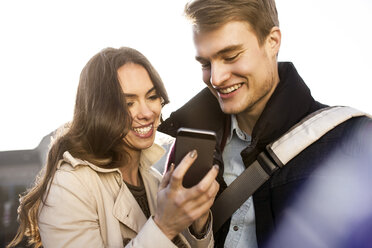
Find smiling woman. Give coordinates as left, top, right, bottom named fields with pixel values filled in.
left=118, top=64, right=163, bottom=152
left=7, top=47, right=219, bottom=248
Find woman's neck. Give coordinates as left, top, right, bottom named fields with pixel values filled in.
left=120, top=148, right=141, bottom=186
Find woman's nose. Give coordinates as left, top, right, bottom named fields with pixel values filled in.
left=136, top=102, right=153, bottom=120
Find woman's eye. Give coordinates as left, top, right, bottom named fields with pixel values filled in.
left=201, top=62, right=211, bottom=69
left=127, top=102, right=134, bottom=107
left=149, top=95, right=160, bottom=101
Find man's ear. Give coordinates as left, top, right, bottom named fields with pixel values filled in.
left=266, top=26, right=281, bottom=57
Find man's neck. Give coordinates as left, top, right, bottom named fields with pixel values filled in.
left=236, top=84, right=279, bottom=136
left=236, top=109, right=261, bottom=136
left=237, top=89, right=275, bottom=134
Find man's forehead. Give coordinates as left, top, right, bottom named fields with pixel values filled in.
left=193, top=22, right=250, bottom=58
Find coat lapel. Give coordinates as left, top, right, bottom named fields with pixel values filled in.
left=111, top=142, right=165, bottom=234
left=141, top=168, right=160, bottom=215
left=140, top=142, right=165, bottom=215
left=112, top=183, right=147, bottom=234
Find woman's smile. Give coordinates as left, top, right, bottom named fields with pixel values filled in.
left=132, top=123, right=154, bottom=138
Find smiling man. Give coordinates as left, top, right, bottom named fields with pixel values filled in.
left=193, top=20, right=280, bottom=135
left=158, top=0, right=372, bottom=247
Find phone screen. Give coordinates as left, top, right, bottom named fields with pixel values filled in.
left=174, top=127, right=216, bottom=188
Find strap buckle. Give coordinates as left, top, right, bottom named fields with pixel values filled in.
left=257, top=151, right=279, bottom=176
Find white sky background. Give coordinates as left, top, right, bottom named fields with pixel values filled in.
left=0, top=0, right=371, bottom=151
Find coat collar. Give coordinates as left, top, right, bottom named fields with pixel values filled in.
left=253, top=62, right=317, bottom=144
left=241, top=62, right=326, bottom=166
left=60, top=141, right=166, bottom=173
left=59, top=140, right=166, bottom=233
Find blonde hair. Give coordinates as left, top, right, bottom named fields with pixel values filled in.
left=185, top=0, right=279, bottom=45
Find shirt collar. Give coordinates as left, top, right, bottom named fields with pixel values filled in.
left=226, top=114, right=251, bottom=144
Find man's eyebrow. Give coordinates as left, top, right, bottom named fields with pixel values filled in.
left=215, top=44, right=244, bottom=57
left=195, top=44, right=244, bottom=62
left=124, top=87, right=156, bottom=98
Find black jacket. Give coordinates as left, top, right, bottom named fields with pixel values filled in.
left=158, top=62, right=372, bottom=247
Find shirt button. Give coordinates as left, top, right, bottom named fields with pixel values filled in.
left=233, top=226, right=239, bottom=231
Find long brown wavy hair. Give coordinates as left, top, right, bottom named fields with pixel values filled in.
left=7, top=47, right=169, bottom=248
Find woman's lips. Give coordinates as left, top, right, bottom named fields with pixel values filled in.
left=132, top=124, right=154, bottom=138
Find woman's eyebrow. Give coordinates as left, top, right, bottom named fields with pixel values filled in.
left=146, top=87, right=156, bottom=95
left=124, top=87, right=156, bottom=98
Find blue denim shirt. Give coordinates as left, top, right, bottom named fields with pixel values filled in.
left=222, top=115, right=258, bottom=248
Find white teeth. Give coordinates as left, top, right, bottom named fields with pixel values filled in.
left=133, top=124, right=152, bottom=134
left=219, top=83, right=242, bottom=94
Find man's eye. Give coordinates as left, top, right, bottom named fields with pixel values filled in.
left=225, top=53, right=239, bottom=62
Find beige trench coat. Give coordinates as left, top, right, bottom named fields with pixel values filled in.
left=38, top=135, right=213, bottom=248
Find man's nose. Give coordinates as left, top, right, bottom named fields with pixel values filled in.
left=210, top=62, right=230, bottom=87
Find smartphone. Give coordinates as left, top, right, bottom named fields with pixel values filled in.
left=174, top=127, right=217, bottom=188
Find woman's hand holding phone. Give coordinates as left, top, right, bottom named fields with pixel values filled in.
left=154, top=149, right=219, bottom=240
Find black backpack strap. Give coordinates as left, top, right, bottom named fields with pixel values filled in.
left=211, top=151, right=279, bottom=232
